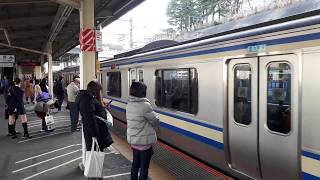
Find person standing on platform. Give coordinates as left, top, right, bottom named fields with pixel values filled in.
left=54, top=76, right=64, bottom=111
left=126, top=82, right=160, bottom=180
left=76, top=81, right=112, bottom=148
left=4, top=80, right=19, bottom=136
left=67, top=76, right=80, bottom=132
left=40, top=78, right=48, bottom=93
left=1, top=76, right=8, bottom=92
left=33, top=79, right=41, bottom=103
left=29, top=79, right=34, bottom=104
left=76, top=81, right=113, bottom=180
left=7, top=78, right=31, bottom=139
left=24, top=78, right=32, bottom=104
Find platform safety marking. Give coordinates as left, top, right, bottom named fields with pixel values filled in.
left=15, top=144, right=81, bottom=164
left=28, top=126, right=70, bottom=135
left=28, top=120, right=70, bottom=128
left=12, top=149, right=81, bottom=173
left=27, top=117, right=71, bottom=125
left=22, top=157, right=82, bottom=180
left=18, top=130, right=70, bottom=143
left=103, top=172, right=131, bottom=179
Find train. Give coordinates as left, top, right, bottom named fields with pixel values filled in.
left=56, top=2, right=320, bottom=180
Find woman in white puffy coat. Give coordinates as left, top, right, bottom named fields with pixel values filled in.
left=126, top=82, right=160, bottom=180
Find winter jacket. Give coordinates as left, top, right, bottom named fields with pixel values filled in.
left=76, top=90, right=112, bottom=150
left=54, top=80, right=64, bottom=98
left=7, top=85, right=25, bottom=115
left=67, top=82, right=79, bottom=102
left=126, top=96, right=160, bottom=145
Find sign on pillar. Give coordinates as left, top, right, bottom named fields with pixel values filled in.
left=95, top=30, right=103, bottom=52
left=80, top=28, right=95, bottom=52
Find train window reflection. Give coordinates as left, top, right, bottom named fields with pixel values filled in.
left=267, top=62, right=291, bottom=134
left=138, top=69, right=144, bottom=82
left=155, top=68, right=198, bottom=114
left=234, top=64, right=252, bottom=125
left=107, top=72, right=121, bottom=98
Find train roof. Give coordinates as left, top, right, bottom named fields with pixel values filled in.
left=101, top=0, right=320, bottom=66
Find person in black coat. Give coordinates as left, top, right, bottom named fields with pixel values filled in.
left=7, top=78, right=31, bottom=139
left=76, top=81, right=113, bottom=152
left=4, top=81, right=19, bottom=136
left=54, top=76, right=64, bottom=111
left=40, top=78, right=48, bottom=93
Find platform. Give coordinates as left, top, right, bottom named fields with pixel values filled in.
left=0, top=96, right=231, bottom=180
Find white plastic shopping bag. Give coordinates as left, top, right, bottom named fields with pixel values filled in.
left=84, top=138, right=105, bottom=178
left=45, top=115, right=54, bottom=130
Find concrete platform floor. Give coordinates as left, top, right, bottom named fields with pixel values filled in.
left=0, top=97, right=175, bottom=180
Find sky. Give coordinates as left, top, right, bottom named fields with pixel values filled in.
left=101, top=0, right=171, bottom=51
left=99, top=0, right=295, bottom=58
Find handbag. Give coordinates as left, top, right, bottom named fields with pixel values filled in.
left=45, top=115, right=54, bottom=130
left=84, top=138, right=105, bottom=178
left=96, top=109, right=113, bottom=127
left=96, top=118, right=113, bottom=148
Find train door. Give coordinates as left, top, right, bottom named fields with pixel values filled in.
left=227, top=54, right=300, bottom=179
left=258, top=55, right=299, bottom=179
left=228, top=57, right=260, bottom=179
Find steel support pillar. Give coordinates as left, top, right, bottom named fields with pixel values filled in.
left=47, top=43, right=54, bottom=94
left=79, top=0, right=96, bottom=90
left=79, top=0, right=95, bottom=168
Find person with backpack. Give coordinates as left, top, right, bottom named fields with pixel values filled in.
left=34, top=91, right=55, bottom=132
left=7, top=78, right=32, bottom=139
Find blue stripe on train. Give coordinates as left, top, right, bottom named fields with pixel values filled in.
left=155, top=110, right=223, bottom=132
left=110, top=104, right=126, bottom=113
left=109, top=103, right=224, bottom=150
left=302, top=150, right=320, bottom=160
left=160, top=122, right=224, bottom=150
left=303, top=172, right=320, bottom=180
left=106, top=97, right=224, bottom=132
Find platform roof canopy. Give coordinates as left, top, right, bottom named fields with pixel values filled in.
left=0, top=0, right=144, bottom=63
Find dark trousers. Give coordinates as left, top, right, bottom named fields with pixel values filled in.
left=57, top=95, right=64, bottom=111
left=35, top=111, right=47, bottom=130
left=68, top=102, right=79, bottom=130
left=131, top=147, right=153, bottom=180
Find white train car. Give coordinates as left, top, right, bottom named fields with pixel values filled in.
left=100, top=3, right=320, bottom=180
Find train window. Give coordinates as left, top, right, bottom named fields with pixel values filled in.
left=137, top=69, right=144, bottom=82
left=155, top=68, right=198, bottom=114
left=267, top=62, right=291, bottom=134
left=129, top=69, right=136, bottom=83
left=107, top=71, right=121, bottom=98
left=129, top=68, right=144, bottom=89
left=234, top=64, right=252, bottom=125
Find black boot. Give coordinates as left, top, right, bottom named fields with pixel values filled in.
left=13, top=121, right=20, bottom=135
left=7, top=124, right=11, bottom=136
left=22, top=123, right=32, bottom=139
left=9, top=125, right=17, bottom=139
